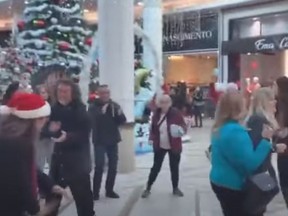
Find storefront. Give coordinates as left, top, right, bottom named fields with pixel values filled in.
left=162, top=10, right=219, bottom=87
left=220, top=1, right=288, bottom=88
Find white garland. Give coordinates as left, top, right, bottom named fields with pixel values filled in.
left=17, top=38, right=48, bottom=47
left=22, top=48, right=52, bottom=55
left=52, top=4, right=80, bottom=14
left=18, top=29, right=46, bottom=38
left=24, top=3, right=49, bottom=14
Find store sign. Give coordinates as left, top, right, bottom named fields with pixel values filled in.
left=163, top=11, right=218, bottom=53
left=279, top=37, right=288, bottom=49
left=222, top=34, right=288, bottom=55
left=255, top=39, right=275, bottom=51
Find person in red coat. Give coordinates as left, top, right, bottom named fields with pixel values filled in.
left=142, top=94, right=187, bottom=198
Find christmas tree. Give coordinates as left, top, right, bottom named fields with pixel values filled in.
left=17, top=0, right=93, bottom=84
left=0, top=37, right=32, bottom=98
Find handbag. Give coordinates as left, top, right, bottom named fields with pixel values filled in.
left=221, top=150, right=279, bottom=214
left=243, top=170, right=279, bottom=214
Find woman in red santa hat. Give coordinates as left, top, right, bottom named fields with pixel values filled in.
left=0, top=93, right=59, bottom=216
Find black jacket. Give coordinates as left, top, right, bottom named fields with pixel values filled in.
left=247, top=114, right=276, bottom=177
left=0, top=137, right=39, bottom=216
left=38, top=170, right=55, bottom=197
left=49, top=101, right=92, bottom=181
left=89, top=99, right=126, bottom=146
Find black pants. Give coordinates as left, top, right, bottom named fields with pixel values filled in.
left=147, top=148, right=181, bottom=189
left=211, top=183, right=263, bottom=216
left=46, top=174, right=94, bottom=216
left=93, top=144, right=118, bottom=195
left=194, top=106, right=203, bottom=127
left=278, top=155, right=288, bottom=207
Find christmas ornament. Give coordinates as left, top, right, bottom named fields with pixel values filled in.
left=50, top=17, right=58, bottom=24
left=33, top=20, right=45, bottom=27
left=17, top=20, right=25, bottom=30
left=85, top=38, right=92, bottom=46
left=14, top=67, right=20, bottom=73
left=35, top=41, right=43, bottom=49
left=58, top=42, right=70, bottom=50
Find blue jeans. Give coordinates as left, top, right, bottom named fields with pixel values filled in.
left=93, top=144, right=118, bottom=195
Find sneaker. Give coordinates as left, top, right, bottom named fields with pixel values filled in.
left=106, top=191, right=120, bottom=199
left=141, top=189, right=151, bottom=198
left=173, top=188, right=184, bottom=197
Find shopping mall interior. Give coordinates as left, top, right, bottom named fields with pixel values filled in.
left=0, top=0, right=288, bottom=215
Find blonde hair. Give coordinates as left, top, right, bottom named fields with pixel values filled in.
left=213, top=91, right=245, bottom=132
left=247, top=87, right=278, bottom=130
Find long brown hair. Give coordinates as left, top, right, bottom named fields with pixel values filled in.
left=276, top=77, right=288, bottom=127
left=54, top=79, right=83, bottom=105
left=213, top=91, right=245, bottom=132
left=0, top=115, right=38, bottom=144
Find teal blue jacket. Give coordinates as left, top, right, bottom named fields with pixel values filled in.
left=210, top=121, right=272, bottom=190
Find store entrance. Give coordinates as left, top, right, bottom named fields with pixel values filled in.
left=229, top=50, right=288, bottom=90
left=164, top=53, right=218, bottom=89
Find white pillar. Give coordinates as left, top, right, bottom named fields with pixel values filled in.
left=143, top=0, right=163, bottom=91
left=98, top=0, right=135, bottom=173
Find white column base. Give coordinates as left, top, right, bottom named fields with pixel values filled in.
left=118, top=123, right=136, bottom=173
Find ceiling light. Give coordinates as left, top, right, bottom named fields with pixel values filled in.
left=84, top=9, right=89, bottom=13
left=247, top=53, right=251, bottom=55
left=137, top=2, right=144, bottom=6
left=25, top=0, right=29, bottom=4
left=253, top=17, right=259, bottom=21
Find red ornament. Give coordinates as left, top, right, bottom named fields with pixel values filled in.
left=17, top=20, right=25, bottom=30
left=58, top=42, right=70, bottom=50
left=42, top=36, right=49, bottom=41
left=33, top=20, right=45, bottom=27
left=85, top=37, right=92, bottom=46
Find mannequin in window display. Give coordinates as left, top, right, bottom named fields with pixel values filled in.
left=246, top=76, right=261, bottom=94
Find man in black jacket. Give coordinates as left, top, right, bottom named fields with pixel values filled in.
left=89, top=85, right=126, bottom=200
left=47, top=80, right=94, bottom=216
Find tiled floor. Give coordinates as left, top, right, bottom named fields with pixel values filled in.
left=61, top=120, right=287, bottom=216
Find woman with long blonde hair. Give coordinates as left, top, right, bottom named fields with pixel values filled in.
left=246, top=87, right=279, bottom=148
left=210, top=90, right=283, bottom=216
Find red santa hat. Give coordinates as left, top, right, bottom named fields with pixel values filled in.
left=0, top=93, right=51, bottom=119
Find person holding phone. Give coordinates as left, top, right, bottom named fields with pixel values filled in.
left=89, top=84, right=127, bottom=201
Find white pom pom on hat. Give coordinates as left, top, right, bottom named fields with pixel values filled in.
left=0, top=93, right=51, bottom=119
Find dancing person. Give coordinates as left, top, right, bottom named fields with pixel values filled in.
left=0, top=93, right=52, bottom=216
left=35, top=85, right=54, bottom=171
left=245, top=87, right=287, bottom=215
left=142, top=94, right=187, bottom=198
left=274, top=76, right=288, bottom=208
left=89, top=85, right=126, bottom=201
left=210, top=91, right=285, bottom=216
left=246, top=88, right=279, bottom=177
left=48, top=79, right=95, bottom=216
left=193, top=86, right=204, bottom=127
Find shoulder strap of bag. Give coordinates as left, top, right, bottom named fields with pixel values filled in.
left=157, top=114, right=167, bottom=128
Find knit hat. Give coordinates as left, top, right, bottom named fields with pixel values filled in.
left=0, top=93, right=51, bottom=119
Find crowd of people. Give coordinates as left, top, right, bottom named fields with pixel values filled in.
left=0, top=80, right=126, bottom=216
left=210, top=77, right=288, bottom=216
left=1, top=75, right=288, bottom=216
